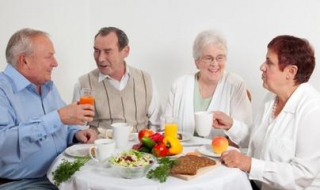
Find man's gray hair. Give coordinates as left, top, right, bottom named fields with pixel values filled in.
left=5, top=28, right=48, bottom=67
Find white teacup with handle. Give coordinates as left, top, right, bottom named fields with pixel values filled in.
left=89, top=139, right=115, bottom=163
left=194, top=111, right=214, bottom=137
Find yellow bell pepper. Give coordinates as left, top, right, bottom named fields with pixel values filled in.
left=163, top=136, right=183, bottom=155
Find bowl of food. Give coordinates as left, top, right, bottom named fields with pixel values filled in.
left=108, top=150, right=156, bottom=179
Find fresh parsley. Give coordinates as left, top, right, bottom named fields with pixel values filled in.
left=146, top=157, right=177, bottom=183
left=52, top=156, right=90, bottom=186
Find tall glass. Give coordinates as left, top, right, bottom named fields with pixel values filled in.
left=79, top=88, right=95, bottom=127
left=164, top=117, right=178, bottom=138
left=79, top=88, right=95, bottom=105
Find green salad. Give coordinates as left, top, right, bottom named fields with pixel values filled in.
left=109, top=150, right=154, bottom=167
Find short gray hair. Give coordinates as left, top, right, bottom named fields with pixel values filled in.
left=5, top=28, right=49, bottom=67
left=192, top=30, right=228, bottom=60
left=95, top=27, right=129, bottom=51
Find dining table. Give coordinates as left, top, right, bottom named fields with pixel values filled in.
left=47, top=133, right=252, bottom=190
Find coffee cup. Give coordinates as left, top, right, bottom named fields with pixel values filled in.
left=89, top=139, right=115, bottom=163
left=111, top=123, right=131, bottom=149
left=194, top=111, right=213, bottom=136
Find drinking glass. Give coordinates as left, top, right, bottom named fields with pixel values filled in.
left=79, top=88, right=95, bottom=105
left=164, top=116, right=178, bottom=138
left=79, top=88, right=95, bottom=127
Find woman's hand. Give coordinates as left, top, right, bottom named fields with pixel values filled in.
left=212, top=111, right=233, bottom=130
left=220, top=150, right=251, bottom=173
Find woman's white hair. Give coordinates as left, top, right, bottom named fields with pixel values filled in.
left=192, top=30, right=228, bottom=60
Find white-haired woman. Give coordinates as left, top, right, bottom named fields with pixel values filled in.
left=165, top=30, right=252, bottom=138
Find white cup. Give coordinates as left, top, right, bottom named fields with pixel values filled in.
left=194, top=111, right=213, bottom=136
left=89, top=139, right=115, bottom=163
left=111, top=123, right=131, bottom=149
left=104, top=126, right=134, bottom=139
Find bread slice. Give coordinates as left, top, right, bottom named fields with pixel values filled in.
left=170, top=155, right=216, bottom=175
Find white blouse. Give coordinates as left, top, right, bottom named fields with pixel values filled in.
left=226, top=83, right=320, bottom=190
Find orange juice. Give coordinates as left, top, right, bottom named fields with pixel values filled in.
left=164, top=123, right=178, bottom=138
left=79, top=96, right=95, bottom=105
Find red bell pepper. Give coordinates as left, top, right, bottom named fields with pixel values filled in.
left=149, top=132, right=164, bottom=144
left=151, top=143, right=168, bottom=157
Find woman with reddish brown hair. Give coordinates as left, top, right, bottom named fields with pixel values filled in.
left=213, top=35, right=320, bottom=189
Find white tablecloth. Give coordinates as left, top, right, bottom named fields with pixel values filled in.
left=47, top=137, right=252, bottom=190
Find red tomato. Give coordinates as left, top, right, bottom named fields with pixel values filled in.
left=138, top=129, right=154, bottom=142
left=151, top=143, right=168, bottom=157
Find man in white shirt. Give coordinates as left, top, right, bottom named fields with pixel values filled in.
left=73, top=27, right=162, bottom=133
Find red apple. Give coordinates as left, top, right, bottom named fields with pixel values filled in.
left=138, top=129, right=154, bottom=142
left=212, top=136, right=229, bottom=154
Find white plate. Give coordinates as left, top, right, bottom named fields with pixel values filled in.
left=129, top=133, right=138, bottom=141
left=160, top=131, right=192, bottom=142
left=197, top=144, right=239, bottom=157
left=179, top=132, right=193, bottom=142
left=65, top=144, right=92, bottom=157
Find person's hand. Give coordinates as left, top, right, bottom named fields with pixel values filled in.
left=74, top=129, right=97, bottom=144
left=220, top=150, right=251, bottom=173
left=212, top=111, right=233, bottom=130
left=58, top=102, right=94, bottom=125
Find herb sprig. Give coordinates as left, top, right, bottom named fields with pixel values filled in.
left=147, top=157, right=177, bottom=183
left=52, top=156, right=90, bottom=186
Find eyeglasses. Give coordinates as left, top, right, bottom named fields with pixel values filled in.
left=200, top=55, right=226, bottom=64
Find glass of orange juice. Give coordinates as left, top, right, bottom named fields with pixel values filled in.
left=164, top=117, right=178, bottom=138
left=79, top=88, right=95, bottom=127
left=79, top=88, right=95, bottom=105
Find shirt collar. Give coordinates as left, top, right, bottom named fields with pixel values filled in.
left=3, top=64, right=53, bottom=93
left=98, top=64, right=131, bottom=82
left=281, top=83, right=307, bottom=114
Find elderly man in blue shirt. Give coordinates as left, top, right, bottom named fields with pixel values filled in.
left=0, top=28, right=97, bottom=190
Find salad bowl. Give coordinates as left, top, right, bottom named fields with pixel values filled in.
left=109, top=150, right=156, bottom=179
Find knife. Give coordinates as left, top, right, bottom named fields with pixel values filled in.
left=182, top=143, right=209, bottom=147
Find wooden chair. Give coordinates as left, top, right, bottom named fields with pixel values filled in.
left=247, top=89, right=252, bottom=102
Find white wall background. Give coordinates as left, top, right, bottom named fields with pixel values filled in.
left=1, top=0, right=319, bottom=114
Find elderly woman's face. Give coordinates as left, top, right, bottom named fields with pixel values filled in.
left=195, top=44, right=226, bottom=83
left=260, top=49, right=287, bottom=93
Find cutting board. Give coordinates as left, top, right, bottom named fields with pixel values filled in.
left=171, top=160, right=221, bottom=181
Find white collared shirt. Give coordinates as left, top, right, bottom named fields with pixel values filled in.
left=226, top=83, right=320, bottom=189
left=97, top=67, right=130, bottom=91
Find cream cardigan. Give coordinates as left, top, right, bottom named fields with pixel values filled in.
left=165, top=71, right=252, bottom=138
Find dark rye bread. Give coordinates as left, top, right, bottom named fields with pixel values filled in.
left=171, top=155, right=216, bottom=175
